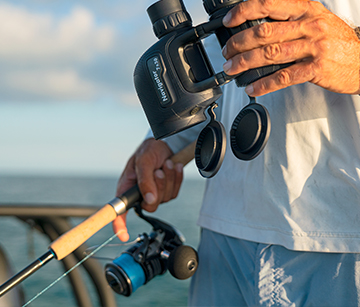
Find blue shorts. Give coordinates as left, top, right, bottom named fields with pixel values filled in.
left=188, top=228, right=360, bottom=307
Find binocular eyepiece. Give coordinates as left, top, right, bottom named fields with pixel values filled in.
left=147, top=0, right=192, bottom=39
left=147, top=0, right=241, bottom=39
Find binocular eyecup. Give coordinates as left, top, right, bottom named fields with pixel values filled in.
left=147, top=0, right=192, bottom=39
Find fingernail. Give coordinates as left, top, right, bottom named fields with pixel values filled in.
left=223, top=59, right=232, bottom=73
left=145, top=192, right=156, bottom=205
left=245, top=84, right=254, bottom=95
left=175, top=163, right=183, bottom=173
left=118, top=230, right=129, bottom=242
left=120, top=233, right=130, bottom=242
left=223, top=11, right=232, bottom=26
left=165, top=159, right=173, bottom=170
left=155, top=169, right=165, bottom=179
left=222, top=45, right=227, bottom=57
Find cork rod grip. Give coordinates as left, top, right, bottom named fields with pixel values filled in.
left=49, top=141, right=196, bottom=260
left=49, top=205, right=116, bottom=260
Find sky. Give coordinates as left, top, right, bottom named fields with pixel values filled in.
left=0, top=0, right=209, bottom=178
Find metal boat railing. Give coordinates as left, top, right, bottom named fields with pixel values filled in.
left=0, top=203, right=117, bottom=307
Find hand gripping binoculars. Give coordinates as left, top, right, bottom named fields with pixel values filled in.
left=134, top=0, right=292, bottom=177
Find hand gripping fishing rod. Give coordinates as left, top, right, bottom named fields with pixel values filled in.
left=0, top=141, right=195, bottom=298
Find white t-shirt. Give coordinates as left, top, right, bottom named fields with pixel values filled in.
left=164, top=0, right=360, bottom=253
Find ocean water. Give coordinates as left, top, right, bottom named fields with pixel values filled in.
left=0, top=175, right=205, bottom=307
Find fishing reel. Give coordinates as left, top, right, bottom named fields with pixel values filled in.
left=135, top=0, right=292, bottom=177
left=105, top=205, right=198, bottom=296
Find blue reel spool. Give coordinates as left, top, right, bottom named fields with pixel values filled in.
left=105, top=253, right=146, bottom=296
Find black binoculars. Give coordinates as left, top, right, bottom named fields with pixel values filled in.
left=134, top=0, right=292, bottom=177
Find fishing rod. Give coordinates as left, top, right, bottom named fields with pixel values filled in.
left=0, top=141, right=196, bottom=298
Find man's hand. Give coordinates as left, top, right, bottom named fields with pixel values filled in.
left=221, top=0, right=360, bottom=96
left=112, top=138, right=184, bottom=241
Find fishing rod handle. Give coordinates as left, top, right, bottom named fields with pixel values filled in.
left=49, top=140, right=196, bottom=260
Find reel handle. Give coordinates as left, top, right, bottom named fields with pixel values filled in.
left=50, top=141, right=196, bottom=260
left=168, top=245, right=198, bottom=280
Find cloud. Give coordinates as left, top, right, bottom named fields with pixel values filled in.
left=0, top=1, right=210, bottom=104
left=0, top=3, right=115, bottom=102
left=3, top=69, right=98, bottom=100
left=0, top=4, right=113, bottom=63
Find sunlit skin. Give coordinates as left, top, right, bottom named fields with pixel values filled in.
left=221, top=0, right=360, bottom=96
left=112, top=138, right=183, bottom=241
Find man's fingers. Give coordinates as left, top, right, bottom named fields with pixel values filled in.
left=220, top=0, right=360, bottom=95
left=113, top=139, right=184, bottom=242
left=112, top=214, right=130, bottom=242
left=116, top=156, right=138, bottom=196
left=172, top=163, right=184, bottom=199
left=135, top=156, right=159, bottom=206
left=223, top=39, right=312, bottom=76
left=223, top=21, right=303, bottom=59
left=134, top=139, right=174, bottom=207
left=138, top=160, right=184, bottom=212
left=141, top=169, right=165, bottom=212
left=245, top=60, right=316, bottom=96
left=222, top=0, right=313, bottom=28
left=162, top=159, right=175, bottom=202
